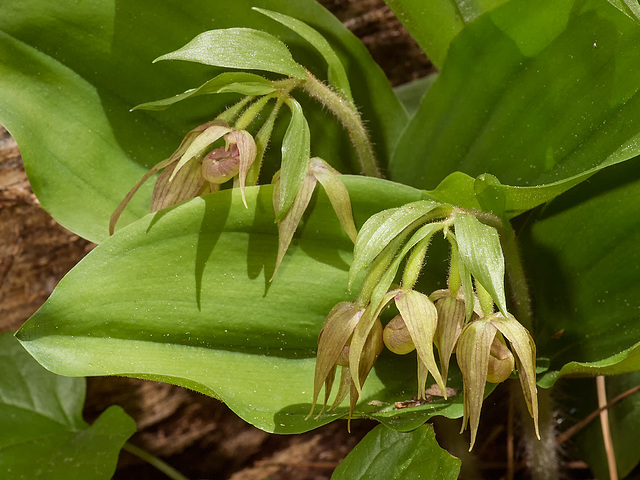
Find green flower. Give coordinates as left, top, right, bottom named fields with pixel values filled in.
left=456, top=313, right=538, bottom=450
left=110, top=121, right=257, bottom=234
left=272, top=157, right=357, bottom=277
left=308, top=301, right=382, bottom=421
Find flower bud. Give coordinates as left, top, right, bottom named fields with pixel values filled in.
left=383, top=314, right=415, bottom=355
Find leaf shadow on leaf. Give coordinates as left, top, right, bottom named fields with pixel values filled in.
left=297, top=193, right=353, bottom=273
left=194, top=194, right=232, bottom=310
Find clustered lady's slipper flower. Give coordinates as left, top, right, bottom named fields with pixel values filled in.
left=456, top=312, right=538, bottom=449
left=308, top=302, right=382, bottom=422
left=110, top=121, right=257, bottom=235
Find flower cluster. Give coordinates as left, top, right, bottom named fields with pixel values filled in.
left=310, top=201, right=539, bottom=449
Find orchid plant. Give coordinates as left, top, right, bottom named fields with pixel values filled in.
left=1, top=0, right=640, bottom=479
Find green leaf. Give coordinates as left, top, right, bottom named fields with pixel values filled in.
left=133, top=72, right=276, bottom=111
left=155, top=27, right=307, bottom=79
left=568, top=373, right=640, bottom=480
left=253, top=8, right=353, bottom=103
left=0, top=333, right=135, bottom=479
left=332, top=424, right=461, bottom=480
left=524, top=158, right=640, bottom=385
left=390, top=0, right=640, bottom=204
left=384, top=0, right=510, bottom=68
left=0, top=0, right=406, bottom=243
left=393, top=73, right=438, bottom=119
left=453, top=213, right=507, bottom=316
left=276, top=97, right=311, bottom=219
left=15, top=179, right=473, bottom=434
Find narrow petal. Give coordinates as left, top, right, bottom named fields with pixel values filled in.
left=456, top=318, right=497, bottom=450
left=395, top=289, right=446, bottom=398
left=310, top=157, right=358, bottom=243
left=109, top=157, right=173, bottom=235
left=272, top=170, right=317, bottom=279
left=229, top=130, right=257, bottom=208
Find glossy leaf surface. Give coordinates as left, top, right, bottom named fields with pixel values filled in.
left=524, top=159, right=640, bottom=385
left=0, top=0, right=406, bottom=243
left=0, top=333, right=135, bottom=479
left=17, top=179, right=473, bottom=434
left=332, top=424, right=461, bottom=480
left=390, top=0, right=640, bottom=199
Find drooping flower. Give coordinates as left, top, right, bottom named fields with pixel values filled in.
left=456, top=313, right=538, bottom=450
left=110, top=121, right=257, bottom=234
left=272, top=157, right=357, bottom=277
left=308, top=301, right=382, bottom=421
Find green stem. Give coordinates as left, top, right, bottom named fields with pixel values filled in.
left=123, top=442, right=190, bottom=480
left=217, top=96, right=254, bottom=125
left=302, top=71, right=380, bottom=178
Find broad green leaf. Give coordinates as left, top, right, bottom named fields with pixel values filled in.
left=155, top=27, right=307, bottom=79
left=332, top=424, right=461, bottom=480
left=16, top=179, right=474, bottom=434
left=453, top=213, right=507, bottom=316
left=253, top=8, right=353, bottom=103
left=133, top=72, right=276, bottom=111
left=523, top=158, right=640, bottom=384
left=384, top=0, right=510, bottom=68
left=568, top=373, right=640, bottom=480
left=393, top=73, right=438, bottom=119
left=277, top=97, right=311, bottom=218
left=0, top=0, right=406, bottom=243
left=390, top=0, right=640, bottom=203
left=0, top=333, right=135, bottom=479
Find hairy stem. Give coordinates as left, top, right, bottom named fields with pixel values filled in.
left=302, top=71, right=380, bottom=178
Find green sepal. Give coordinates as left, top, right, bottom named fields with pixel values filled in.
left=453, top=213, right=508, bottom=316
left=276, top=97, right=311, bottom=220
